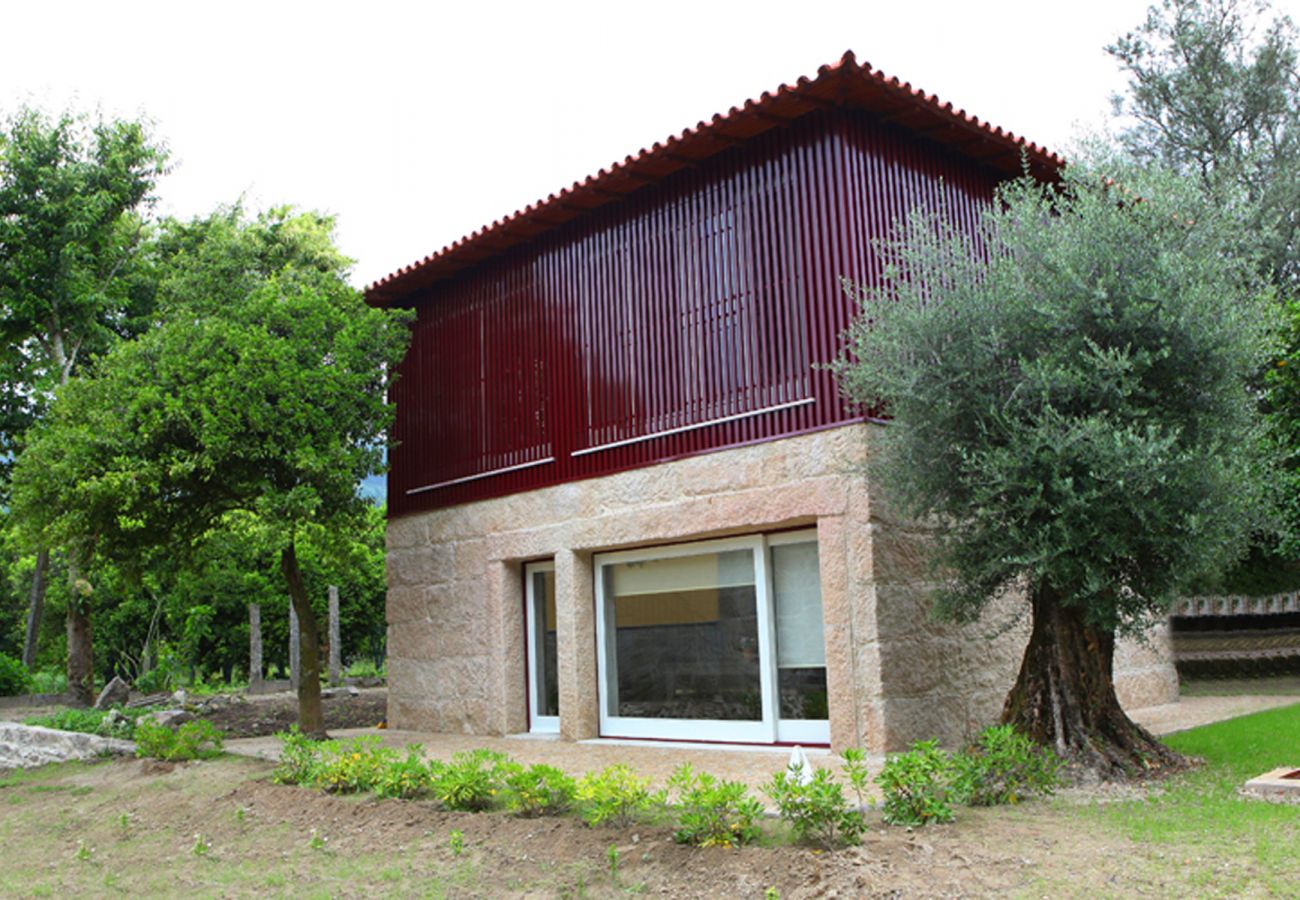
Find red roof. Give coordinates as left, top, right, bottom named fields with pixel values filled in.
left=366, top=50, right=1063, bottom=305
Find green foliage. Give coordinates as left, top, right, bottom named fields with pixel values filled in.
left=28, top=669, right=65, bottom=695
left=575, top=764, right=656, bottom=828
left=430, top=749, right=511, bottom=812
left=448, top=829, right=465, bottom=857
left=950, top=725, right=1062, bottom=807
left=10, top=204, right=410, bottom=730
left=1109, top=0, right=1300, bottom=291
left=502, top=763, right=577, bottom=817
left=666, top=763, right=763, bottom=848
left=271, top=727, right=322, bottom=785
left=0, top=653, right=31, bottom=696
left=840, top=747, right=872, bottom=810
left=0, top=105, right=167, bottom=411
left=374, top=745, right=435, bottom=800
left=12, top=207, right=412, bottom=566
left=835, top=159, right=1272, bottom=636
left=875, top=740, right=956, bottom=827
left=133, top=718, right=224, bottom=761
left=24, top=706, right=152, bottom=740
left=764, top=765, right=865, bottom=848
left=311, top=736, right=395, bottom=794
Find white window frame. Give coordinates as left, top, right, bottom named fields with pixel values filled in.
left=767, top=529, right=830, bottom=745
left=524, top=560, right=559, bottom=734
left=593, top=529, right=827, bottom=744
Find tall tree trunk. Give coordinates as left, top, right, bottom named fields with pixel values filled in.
left=22, top=548, right=49, bottom=670
left=66, top=595, right=94, bottom=707
left=1001, top=583, right=1184, bottom=779
left=280, top=541, right=326, bottom=738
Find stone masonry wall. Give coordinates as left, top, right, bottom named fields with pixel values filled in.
left=386, top=423, right=1179, bottom=752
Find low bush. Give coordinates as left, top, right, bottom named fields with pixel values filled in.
left=764, top=764, right=865, bottom=848
left=667, top=763, right=763, bottom=847
left=951, top=725, right=1061, bottom=806
left=374, top=744, right=436, bottom=800
left=0, top=654, right=31, bottom=696
left=134, top=718, right=224, bottom=761
left=28, top=668, right=66, bottom=695
left=840, top=747, right=872, bottom=810
left=876, top=739, right=955, bottom=827
left=312, top=736, right=396, bottom=793
left=25, top=707, right=153, bottom=740
left=271, top=728, right=323, bottom=785
left=502, top=763, right=577, bottom=817
left=431, top=749, right=512, bottom=811
left=576, top=764, right=658, bottom=828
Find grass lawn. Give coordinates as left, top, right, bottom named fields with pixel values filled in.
left=1075, top=702, right=1300, bottom=896
left=0, top=706, right=1297, bottom=897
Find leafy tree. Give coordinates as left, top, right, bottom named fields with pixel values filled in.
left=835, top=159, right=1271, bottom=776
left=12, top=208, right=410, bottom=735
left=1111, top=0, right=1300, bottom=576
left=0, top=107, right=167, bottom=689
left=1109, top=0, right=1300, bottom=290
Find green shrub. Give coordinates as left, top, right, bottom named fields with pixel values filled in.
left=576, top=764, right=657, bottom=828
left=271, top=727, right=324, bottom=785
left=311, top=736, right=395, bottom=793
left=27, top=708, right=110, bottom=735
left=840, top=747, right=872, bottom=809
left=667, top=763, right=763, bottom=847
left=374, top=745, right=436, bottom=800
left=502, top=763, right=577, bottom=817
left=134, top=718, right=224, bottom=761
left=431, top=749, right=512, bottom=811
left=764, top=765, right=865, bottom=848
left=0, top=654, right=31, bottom=696
left=951, top=725, right=1061, bottom=807
left=28, top=668, right=66, bottom=695
left=876, top=739, right=955, bottom=826
left=25, top=707, right=151, bottom=740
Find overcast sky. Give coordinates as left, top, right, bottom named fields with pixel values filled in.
left=7, top=0, right=1299, bottom=289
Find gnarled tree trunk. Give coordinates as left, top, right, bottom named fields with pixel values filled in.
left=280, top=541, right=326, bottom=738
left=1001, top=583, right=1183, bottom=779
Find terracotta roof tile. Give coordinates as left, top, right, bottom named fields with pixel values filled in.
left=366, top=50, right=1063, bottom=304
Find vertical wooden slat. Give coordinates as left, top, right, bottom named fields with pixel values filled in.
left=390, top=111, right=1003, bottom=515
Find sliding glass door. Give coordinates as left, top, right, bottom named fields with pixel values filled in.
left=594, top=530, right=827, bottom=744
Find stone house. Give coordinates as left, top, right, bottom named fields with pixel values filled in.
left=366, top=52, right=1178, bottom=752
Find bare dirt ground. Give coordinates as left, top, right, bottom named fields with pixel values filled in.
left=199, top=689, right=389, bottom=738
left=0, top=754, right=1257, bottom=899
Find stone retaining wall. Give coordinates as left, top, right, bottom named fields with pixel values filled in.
left=386, top=423, right=1178, bottom=752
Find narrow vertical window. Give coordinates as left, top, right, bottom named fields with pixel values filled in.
left=769, top=534, right=829, bottom=744
left=525, top=560, right=558, bottom=732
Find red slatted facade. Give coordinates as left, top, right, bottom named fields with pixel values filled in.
left=386, top=110, right=1003, bottom=516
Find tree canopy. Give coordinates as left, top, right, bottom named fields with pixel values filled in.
left=835, top=158, right=1272, bottom=773
left=12, top=207, right=411, bottom=730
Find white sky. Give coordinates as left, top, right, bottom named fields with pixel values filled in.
left=6, top=0, right=1299, bottom=289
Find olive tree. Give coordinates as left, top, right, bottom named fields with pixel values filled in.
left=835, top=159, right=1272, bottom=776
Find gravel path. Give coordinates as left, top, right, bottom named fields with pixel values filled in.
left=1129, top=693, right=1300, bottom=735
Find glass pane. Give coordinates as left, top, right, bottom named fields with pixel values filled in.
left=604, top=549, right=760, bottom=721
left=772, top=542, right=825, bottom=668
left=778, top=667, right=828, bottom=720
left=531, top=570, right=558, bottom=717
